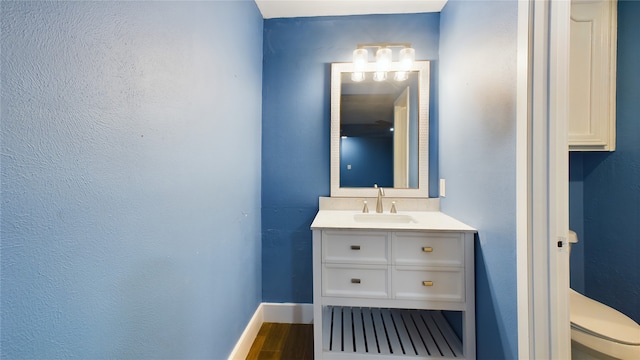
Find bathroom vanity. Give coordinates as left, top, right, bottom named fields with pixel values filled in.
left=311, top=202, right=476, bottom=359
left=316, top=58, right=475, bottom=358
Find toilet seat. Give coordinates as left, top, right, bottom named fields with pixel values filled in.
left=570, top=289, right=640, bottom=346
left=570, top=289, right=640, bottom=359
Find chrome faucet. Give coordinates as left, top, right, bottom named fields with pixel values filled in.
left=374, top=184, right=384, bottom=213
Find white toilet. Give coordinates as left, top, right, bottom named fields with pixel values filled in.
left=569, top=231, right=640, bottom=359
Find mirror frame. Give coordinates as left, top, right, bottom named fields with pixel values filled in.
left=330, top=60, right=430, bottom=197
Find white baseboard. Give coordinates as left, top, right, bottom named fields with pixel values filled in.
left=227, top=302, right=313, bottom=360
left=262, top=302, right=314, bottom=324
left=228, top=303, right=265, bottom=360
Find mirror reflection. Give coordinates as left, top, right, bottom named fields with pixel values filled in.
left=340, top=71, right=419, bottom=189
left=330, top=61, right=430, bottom=198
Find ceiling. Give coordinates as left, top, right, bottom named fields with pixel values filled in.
left=254, top=0, right=447, bottom=19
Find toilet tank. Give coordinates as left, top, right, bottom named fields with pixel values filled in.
left=568, top=230, right=578, bottom=255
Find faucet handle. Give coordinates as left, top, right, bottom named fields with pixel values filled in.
left=390, top=201, right=397, bottom=213
left=362, top=201, right=369, bottom=213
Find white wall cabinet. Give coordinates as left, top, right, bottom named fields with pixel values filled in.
left=569, top=0, right=617, bottom=151
left=312, top=228, right=476, bottom=359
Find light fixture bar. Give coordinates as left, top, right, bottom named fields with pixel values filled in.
left=351, top=43, right=416, bottom=82
left=356, top=42, right=412, bottom=49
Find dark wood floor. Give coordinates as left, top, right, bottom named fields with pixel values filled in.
left=246, top=322, right=313, bottom=360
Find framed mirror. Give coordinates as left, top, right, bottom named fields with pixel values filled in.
left=330, top=61, right=430, bottom=197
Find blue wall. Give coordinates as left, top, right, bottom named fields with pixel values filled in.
left=340, top=137, right=393, bottom=188
left=0, top=2, right=263, bottom=358
left=439, top=0, right=518, bottom=358
left=262, top=13, right=441, bottom=303
left=569, top=152, right=586, bottom=293
left=569, top=0, right=640, bottom=323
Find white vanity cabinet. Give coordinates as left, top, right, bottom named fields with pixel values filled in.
left=311, top=212, right=476, bottom=360
left=569, top=0, right=617, bottom=151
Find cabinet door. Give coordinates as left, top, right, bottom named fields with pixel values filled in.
left=323, top=264, right=389, bottom=298
left=392, top=267, right=464, bottom=302
left=393, top=232, right=464, bottom=267
left=322, top=230, right=389, bottom=265
left=569, top=0, right=616, bottom=151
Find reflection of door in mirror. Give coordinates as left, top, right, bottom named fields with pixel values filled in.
left=394, top=87, right=409, bottom=188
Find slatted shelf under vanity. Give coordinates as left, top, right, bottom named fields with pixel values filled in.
left=322, top=306, right=463, bottom=359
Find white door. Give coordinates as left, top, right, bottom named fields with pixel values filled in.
left=393, top=87, right=410, bottom=189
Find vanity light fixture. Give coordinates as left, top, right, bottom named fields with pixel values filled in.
left=351, top=43, right=416, bottom=82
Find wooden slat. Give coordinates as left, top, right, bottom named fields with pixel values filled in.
left=401, top=309, right=429, bottom=356
left=343, top=307, right=354, bottom=352
left=352, top=307, right=366, bottom=353
left=371, top=308, right=391, bottom=354
left=391, top=308, right=416, bottom=355
left=425, top=314, right=455, bottom=357
left=410, top=310, right=438, bottom=356
left=432, top=311, right=463, bottom=355
left=380, top=308, right=404, bottom=355
left=361, top=308, right=378, bottom=353
left=322, top=306, right=332, bottom=351
left=322, top=307, right=464, bottom=358
left=331, top=306, right=343, bottom=351
left=422, top=311, right=455, bottom=358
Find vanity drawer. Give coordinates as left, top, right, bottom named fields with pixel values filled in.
left=393, top=232, right=464, bottom=266
left=392, top=267, right=464, bottom=302
left=323, top=264, right=389, bottom=298
left=323, top=231, right=388, bottom=265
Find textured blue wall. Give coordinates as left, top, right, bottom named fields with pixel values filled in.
left=262, top=13, right=440, bottom=303
left=569, top=152, right=585, bottom=293
left=439, top=1, right=518, bottom=358
left=571, top=0, right=640, bottom=323
left=0, top=2, right=263, bottom=358
left=340, top=137, right=393, bottom=188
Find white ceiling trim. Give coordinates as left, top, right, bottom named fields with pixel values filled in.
left=254, top=0, right=447, bottom=19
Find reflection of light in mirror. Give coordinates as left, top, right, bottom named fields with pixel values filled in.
left=373, top=71, right=387, bottom=81
left=351, top=72, right=365, bottom=82
left=341, top=135, right=347, bottom=139
left=394, top=71, right=408, bottom=81
left=390, top=128, right=394, bottom=132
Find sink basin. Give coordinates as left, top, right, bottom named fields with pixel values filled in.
left=353, top=213, right=416, bottom=224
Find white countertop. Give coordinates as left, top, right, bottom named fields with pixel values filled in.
left=310, top=210, right=476, bottom=231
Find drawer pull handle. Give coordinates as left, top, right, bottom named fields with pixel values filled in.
left=350, top=245, right=361, bottom=250
left=351, top=278, right=361, bottom=284
left=422, top=281, right=434, bottom=287
left=422, top=246, right=433, bottom=253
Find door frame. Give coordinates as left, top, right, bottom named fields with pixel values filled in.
left=516, top=0, right=571, bottom=358
left=393, top=86, right=410, bottom=188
